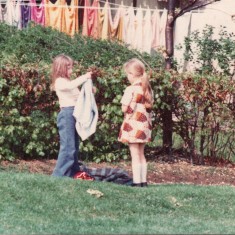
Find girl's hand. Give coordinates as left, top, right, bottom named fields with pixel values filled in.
left=86, top=71, right=93, bottom=79
left=92, top=86, right=97, bottom=94
left=87, top=66, right=101, bottom=79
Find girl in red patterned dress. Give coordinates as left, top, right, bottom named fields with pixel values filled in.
left=118, top=58, right=153, bottom=187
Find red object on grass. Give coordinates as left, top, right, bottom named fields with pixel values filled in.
left=73, top=171, right=94, bottom=181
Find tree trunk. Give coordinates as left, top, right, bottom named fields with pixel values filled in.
left=166, top=0, right=176, bottom=70
left=162, top=0, right=176, bottom=154
left=162, top=0, right=215, bottom=154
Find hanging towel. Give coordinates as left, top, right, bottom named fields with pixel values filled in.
left=73, top=79, right=98, bottom=141
left=21, top=3, right=31, bottom=28
left=108, top=5, right=124, bottom=41
left=142, top=8, right=152, bottom=54
left=134, top=6, right=143, bottom=52
left=0, top=4, right=7, bottom=23
left=159, top=9, right=167, bottom=48
left=123, top=6, right=135, bottom=47
left=82, top=0, right=99, bottom=38
left=6, top=0, right=21, bottom=29
left=45, top=0, right=64, bottom=31
left=98, top=1, right=110, bottom=40
left=151, top=8, right=161, bottom=52
left=62, top=0, right=79, bottom=36
left=30, top=0, right=45, bottom=26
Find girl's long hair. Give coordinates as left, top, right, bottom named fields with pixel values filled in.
left=51, top=54, right=73, bottom=91
left=124, top=58, right=153, bottom=109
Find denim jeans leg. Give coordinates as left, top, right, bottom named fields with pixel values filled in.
left=71, top=132, right=81, bottom=174
left=52, top=107, right=80, bottom=177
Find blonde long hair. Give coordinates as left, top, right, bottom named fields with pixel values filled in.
left=124, top=58, right=153, bottom=109
left=51, top=54, right=73, bottom=91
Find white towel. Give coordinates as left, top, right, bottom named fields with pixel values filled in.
left=73, top=79, right=98, bottom=141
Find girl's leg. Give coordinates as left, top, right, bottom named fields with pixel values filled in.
left=71, top=130, right=81, bottom=175
left=52, top=107, right=79, bottom=177
left=129, top=143, right=141, bottom=184
left=139, top=143, right=148, bottom=185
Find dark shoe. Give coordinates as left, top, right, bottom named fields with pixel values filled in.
left=141, top=182, right=148, bottom=187
left=131, top=183, right=142, bottom=187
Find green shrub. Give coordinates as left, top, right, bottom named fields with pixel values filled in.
left=171, top=72, right=235, bottom=163
left=1, top=22, right=235, bottom=164
left=181, top=25, right=235, bottom=76
left=0, top=23, right=164, bottom=162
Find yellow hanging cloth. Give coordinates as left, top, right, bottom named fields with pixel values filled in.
left=98, top=1, right=110, bottom=40
left=45, top=0, right=64, bottom=31
left=108, top=5, right=124, bottom=41
left=62, top=0, right=79, bottom=36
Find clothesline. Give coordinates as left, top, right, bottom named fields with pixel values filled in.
left=99, top=0, right=159, bottom=9
left=1, top=1, right=233, bottom=16
left=0, top=1, right=165, bottom=12
left=99, top=0, right=164, bottom=11
left=99, top=0, right=124, bottom=7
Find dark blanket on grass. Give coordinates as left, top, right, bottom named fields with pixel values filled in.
left=78, top=161, right=133, bottom=186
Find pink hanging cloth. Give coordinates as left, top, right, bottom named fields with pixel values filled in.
left=82, top=0, right=99, bottom=38
left=30, top=0, right=45, bottom=26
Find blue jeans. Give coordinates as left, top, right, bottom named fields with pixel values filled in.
left=52, top=107, right=80, bottom=178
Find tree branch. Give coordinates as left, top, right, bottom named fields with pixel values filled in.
left=173, top=0, right=218, bottom=24
left=175, top=0, right=198, bottom=19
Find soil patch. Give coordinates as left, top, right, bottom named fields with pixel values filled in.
left=1, top=157, right=235, bottom=186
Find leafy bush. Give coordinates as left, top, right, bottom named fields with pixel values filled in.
left=1, top=22, right=235, bottom=164
left=171, top=72, right=235, bottom=163
left=181, top=25, right=235, bottom=76
left=0, top=23, right=164, bottom=162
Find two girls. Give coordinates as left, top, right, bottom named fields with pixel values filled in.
left=51, top=55, right=153, bottom=186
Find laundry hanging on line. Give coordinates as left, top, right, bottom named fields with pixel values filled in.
left=0, top=0, right=168, bottom=54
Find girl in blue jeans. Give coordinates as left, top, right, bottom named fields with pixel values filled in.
left=51, top=54, right=92, bottom=178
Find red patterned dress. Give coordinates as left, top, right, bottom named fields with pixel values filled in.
left=118, top=80, right=152, bottom=143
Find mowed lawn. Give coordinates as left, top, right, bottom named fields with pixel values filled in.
left=0, top=172, right=235, bottom=234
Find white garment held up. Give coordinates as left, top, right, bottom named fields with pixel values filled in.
left=73, top=79, right=98, bottom=141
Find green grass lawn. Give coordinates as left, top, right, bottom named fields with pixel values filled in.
left=0, top=172, right=235, bottom=234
